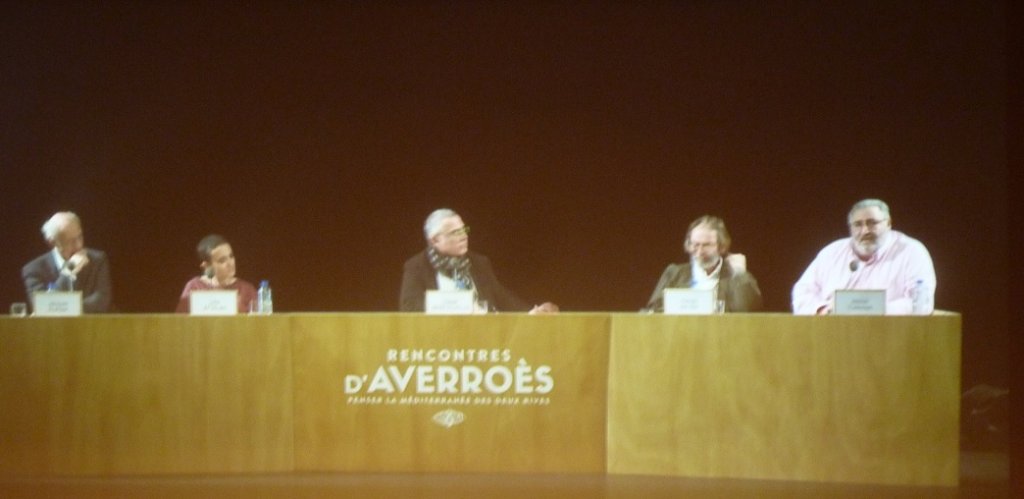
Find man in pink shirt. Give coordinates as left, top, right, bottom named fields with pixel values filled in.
left=792, top=199, right=936, bottom=315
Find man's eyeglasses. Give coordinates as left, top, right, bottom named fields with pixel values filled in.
left=688, top=241, right=718, bottom=250
left=849, top=219, right=888, bottom=229
left=443, top=226, right=471, bottom=238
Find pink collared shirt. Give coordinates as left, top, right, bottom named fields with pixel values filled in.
left=792, top=231, right=936, bottom=315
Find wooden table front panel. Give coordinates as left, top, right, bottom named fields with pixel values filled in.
left=606, top=313, right=961, bottom=486
left=290, top=313, right=609, bottom=473
left=0, top=315, right=295, bottom=475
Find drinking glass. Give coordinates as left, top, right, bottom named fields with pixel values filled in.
left=10, top=302, right=27, bottom=317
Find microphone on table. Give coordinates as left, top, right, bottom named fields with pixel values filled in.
left=63, top=260, right=78, bottom=291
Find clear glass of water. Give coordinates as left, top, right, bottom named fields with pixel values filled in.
left=10, top=302, right=27, bottom=317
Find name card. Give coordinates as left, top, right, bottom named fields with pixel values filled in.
left=834, top=289, right=886, bottom=315
left=425, top=290, right=475, bottom=315
left=663, top=288, right=715, bottom=315
left=189, top=290, right=238, bottom=316
left=33, top=291, right=83, bottom=316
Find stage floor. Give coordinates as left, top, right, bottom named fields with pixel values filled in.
left=0, top=452, right=1008, bottom=499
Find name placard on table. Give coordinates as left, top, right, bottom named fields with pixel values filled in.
left=663, top=288, right=716, bottom=315
left=833, top=289, right=886, bottom=315
left=189, top=290, right=238, bottom=316
left=425, top=290, right=475, bottom=314
left=32, top=291, right=83, bottom=316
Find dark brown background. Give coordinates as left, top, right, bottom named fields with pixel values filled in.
left=0, top=1, right=1009, bottom=390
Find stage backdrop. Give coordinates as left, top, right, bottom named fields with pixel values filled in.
left=0, top=2, right=1008, bottom=389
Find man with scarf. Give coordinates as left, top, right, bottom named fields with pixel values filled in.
left=400, top=208, right=559, bottom=313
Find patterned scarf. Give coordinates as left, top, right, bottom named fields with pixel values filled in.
left=427, top=247, right=474, bottom=290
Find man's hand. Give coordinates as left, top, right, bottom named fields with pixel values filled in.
left=67, top=251, right=90, bottom=275
left=528, top=302, right=560, bottom=314
left=725, top=253, right=747, bottom=274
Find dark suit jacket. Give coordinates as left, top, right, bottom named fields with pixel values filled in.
left=22, top=248, right=113, bottom=313
left=644, top=260, right=763, bottom=312
left=400, top=250, right=528, bottom=312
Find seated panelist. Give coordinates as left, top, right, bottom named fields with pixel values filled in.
left=22, top=211, right=112, bottom=313
left=399, top=208, right=559, bottom=314
left=175, top=234, right=257, bottom=314
left=644, top=215, right=763, bottom=313
left=791, top=198, right=936, bottom=315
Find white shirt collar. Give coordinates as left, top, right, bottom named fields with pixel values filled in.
left=691, top=257, right=722, bottom=289
left=51, top=247, right=68, bottom=270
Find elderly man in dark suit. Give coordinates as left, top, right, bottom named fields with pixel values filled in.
left=22, top=211, right=112, bottom=313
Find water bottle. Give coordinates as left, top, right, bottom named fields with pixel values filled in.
left=910, top=279, right=931, bottom=315
left=257, top=280, right=273, bottom=314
